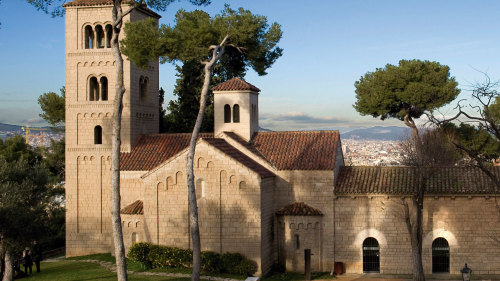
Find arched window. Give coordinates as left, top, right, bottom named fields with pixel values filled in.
left=432, top=238, right=449, bottom=273
left=84, top=25, right=94, bottom=49
left=363, top=237, right=380, bottom=273
left=100, top=77, right=108, bottom=101
left=139, top=76, right=148, bottom=101
left=295, top=234, right=300, bottom=249
left=233, top=104, right=240, bottom=123
left=94, top=126, right=102, bottom=144
left=105, top=24, right=112, bottom=48
left=89, top=77, right=99, bottom=101
left=224, top=104, right=231, bottom=123
left=95, top=25, right=105, bottom=48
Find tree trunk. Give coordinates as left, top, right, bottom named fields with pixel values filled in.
left=110, top=1, right=128, bottom=281
left=186, top=36, right=228, bottom=281
left=402, top=192, right=426, bottom=281
left=2, top=250, right=13, bottom=281
left=404, top=113, right=419, bottom=138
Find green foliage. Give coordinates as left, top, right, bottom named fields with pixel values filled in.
left=220, top=252, right=243, bottom=273
left=122, top=6, right=282, bottom=74
left=123, top=5, right=282, bottom=133
left=444, top=123, right=500, bottom=161
left=354, top=59, right=460, bottom=121
left=39, top=137, right=66, bottom=183
left=38, top=86, right=65, bottom=128
left=0, top=134, right=41, bottom=164
left=0, top=136, right=65, bottom=252
left=127, top=243, right=256, bottom=276
left=0, top=156, right=50, bottom=251
left=200, top=251, right=221, bottom=273
left=128, top=242, right=153, bottom=269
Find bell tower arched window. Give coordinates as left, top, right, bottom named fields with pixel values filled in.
left=105, top=24, right=113, bottom=48
left=432, top=238, right=450, bottom=273
left=224, top=104, right=231, bottom=123
left=363, top=237, right=380, bottom=273
left=84, top=25, right=94, bottom=49
left=95, top=25, right=105, bottom=48
left=233, top=104, right=240, bottom=123
left=100, top=77, right=108, bottom=101
left=94, top=126, right=102, bottom=144
left=89, top=77, right=99, bottom=101
left=139, top=76, right=148, bottom=101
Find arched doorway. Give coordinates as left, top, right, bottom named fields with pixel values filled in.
left=363, top=237, right=380, bottom=273
left=432, top=238, right=449, bottom=273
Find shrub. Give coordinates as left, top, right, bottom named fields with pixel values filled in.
left=128, top=242, right=256, bottom=276
left=233, top=258, right=258, bottom=276
left=127, top=242, right=152, bottom=269
left=201, top=251, right=222, bottom=273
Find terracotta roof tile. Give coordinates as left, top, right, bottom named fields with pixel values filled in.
left=212, top=78, right=260, bottom=92
left=336, top=166, right=500, bottom=195
left=203, top=138, right=275, bottom=178
left=63, top=0, right=161, bottom=18
left=121, top=133, right=213, bottom=171
left=226, top=131, right=340, bottom=170
left=276, top=202, right=323, bottom=216
left=120, top=200, right=143, bottom=215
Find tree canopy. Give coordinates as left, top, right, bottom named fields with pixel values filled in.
left=354, top=59, right=460, bottom=134
left=38, top=86, right=65, bottom=129
left=121, top=5, right=283, bottom=73
left=122, top=5, right=282, bottom=133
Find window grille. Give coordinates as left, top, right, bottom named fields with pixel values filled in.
left=432, top=238, right=450, bottom=273
left=363, top=237, right=380, bottom=273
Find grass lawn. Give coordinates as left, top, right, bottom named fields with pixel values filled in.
left=24, top=260, right=190, bottom=281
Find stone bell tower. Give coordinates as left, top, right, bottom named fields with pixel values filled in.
left=63, top=0, right=160, bottom=256
left=213, top=77, right=260, bottom=141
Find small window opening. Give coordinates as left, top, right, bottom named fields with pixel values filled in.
left=94, top=126, right=102, bottom=144
left=89, top=77, right=99, bottom=101
left=196, top=179, right=206, bottom=200
left=295, top=234, right=300, bottom=250
left=233, top=104, right=240, bottom=123
left=432, top=238, right=450, bottom=273
left=224, top=104, right=231, bottom=123
left=131, top=232, right=139, bottom=244
left=84, top=25, right=94, bottom=49
left=105, top=24, right=112, bottom=48
left=100, top=77, right=108, bottom=101
left=139, top=76, right=148, bottom=101
left=363, top=237, right=380, bottom=273
left=95, top=25, right=105, bottom=48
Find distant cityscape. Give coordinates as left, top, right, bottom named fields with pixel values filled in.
left=0, top=123, right=64, bottom=147
left=1, top=122, right=406, bottom=165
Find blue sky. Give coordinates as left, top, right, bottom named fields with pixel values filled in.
left=1, top=0, right=500, bottom=131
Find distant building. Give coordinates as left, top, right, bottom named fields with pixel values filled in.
left=64, top=0, right=500, bottom=277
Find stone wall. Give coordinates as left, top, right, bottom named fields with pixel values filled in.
left=334, top=195, right=500, bottom=275
left=140, top=140, right=271, bottom=275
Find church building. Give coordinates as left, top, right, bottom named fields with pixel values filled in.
left=63, top=0, right=500, bottom=277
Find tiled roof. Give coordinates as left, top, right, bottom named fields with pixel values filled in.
left=276, top=202, right=323, bottom=216
left=212, top=78, right=260, bottom=92
left=203, top=138, right=275, bottom=178
left=336, top=166, right=500, bottom=195
left=121, top=133, right=213, bottom=171
left=63, top=0, right=161, bottom=18
left=120, top=200, right=143, bottom=215
left=227, top=131, right=340, bottom=170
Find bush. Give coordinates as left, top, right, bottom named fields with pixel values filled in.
left=127, top=242, right=152, bottom=269
left=127, top=242, right=256, bottom=276
left=201, top=251, right=222, bottom=273
left=233, top=258, right=258, bottom=276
